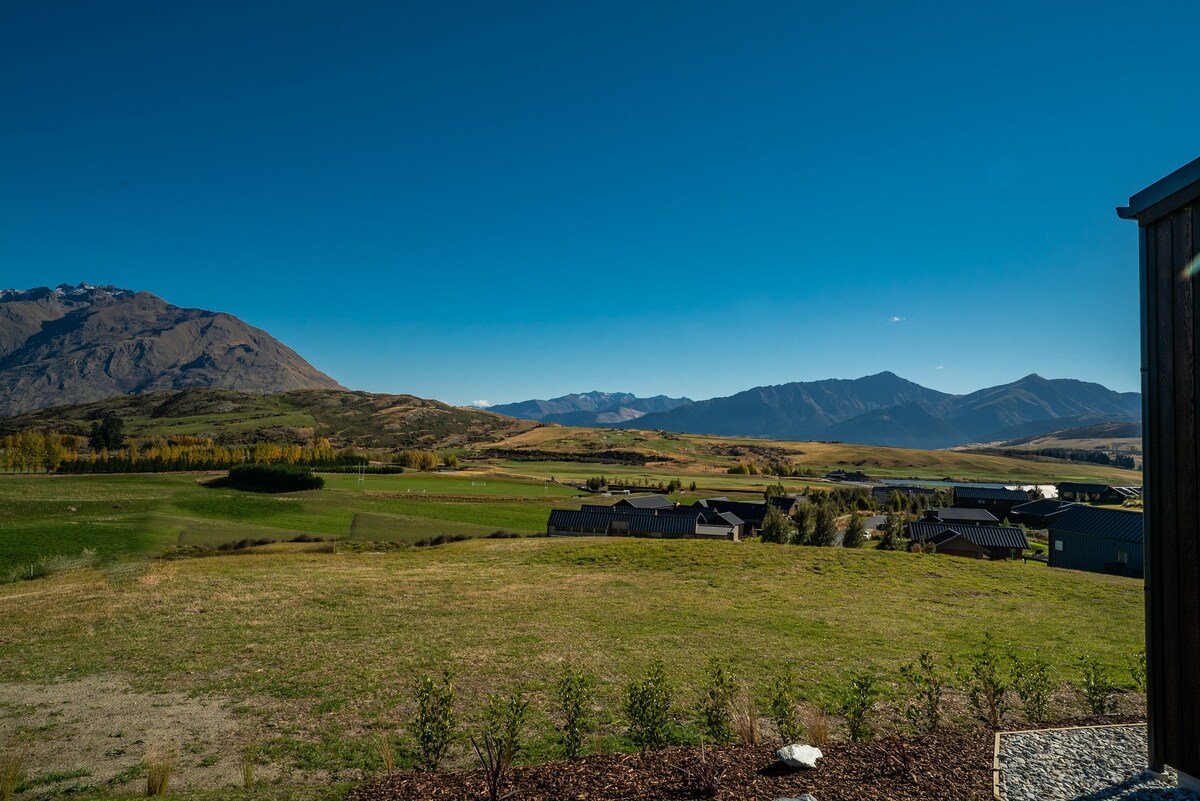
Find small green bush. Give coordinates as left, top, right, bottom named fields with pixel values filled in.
left=554, top=667, right=597, bottom=759
left=898, top=651, right=942, bottom=733
left=411, top=670, right=456, bottom=770
left=766, top=671, right=804, bottom=743
left=625, top=660, right=674, bottom=749
left=1130, top=647, right=1147, bottom=694
left=1009, top=650, right=1054, bottom=722
left=1076, top=657, right=1118, bottom=715
left=957, top=632, right=1009, bottom=728
left=696, top=658, right=737, bottom=745
left=833, top=671, right=879, bottom=742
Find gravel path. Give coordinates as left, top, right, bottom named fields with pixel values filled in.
left=997, top=724, right=1200, bottom=801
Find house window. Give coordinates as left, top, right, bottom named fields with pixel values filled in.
left=1054, top=540, right=1063, bottom=551
left=1118, top=551, right=1129, bottom=564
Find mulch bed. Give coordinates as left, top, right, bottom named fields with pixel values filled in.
left=349, top=717, right=1143, bottom=801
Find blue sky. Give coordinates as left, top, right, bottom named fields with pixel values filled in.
left=2, top=1, right=1196, bottom=406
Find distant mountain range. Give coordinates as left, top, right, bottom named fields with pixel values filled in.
left=500, top=372, right=1142, bottom=449
left=0, top=284, right=343, bottom=416
left=488, top=391, right=692, bottom=426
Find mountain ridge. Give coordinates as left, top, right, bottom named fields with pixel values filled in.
left=0, top=283, right=344, bottom=416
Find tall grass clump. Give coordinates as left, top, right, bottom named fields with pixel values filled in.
left=957, top=632, right=1009, bottom=728
left=372, top=732, right=394, bottom=778
left=411, top=670, right=457, bottom=771
left=241, top=744, right=256, bottom=789
left=696, top=658, right=737, bottom=745
left=1076, top=657, right=1118, bottom=715
left=1009, top=649, right=1055, bottom=722
left=145, top=747, right=175, bottom=797
left=1, top=742, right=26, bottom=801
left=898, top=651, right=943, bottom=733
left=625, top=659, right=675, bottom=749
left=767, top=670, right=804, bottom=743
left=554, top=666, right=597, bottom=759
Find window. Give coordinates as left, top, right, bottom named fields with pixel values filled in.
left=1054, top=540, right=1063, bottom=551
left=1117, top=550, right=1129, bottom=564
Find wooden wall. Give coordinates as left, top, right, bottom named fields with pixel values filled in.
left=1140, top=197, right=1200, bottom=777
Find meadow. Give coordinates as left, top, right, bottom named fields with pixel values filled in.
left=0, top=464, right=1146, bottom=799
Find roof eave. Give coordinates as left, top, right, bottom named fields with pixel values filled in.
left=1118, top=155, right=1200, bottom=225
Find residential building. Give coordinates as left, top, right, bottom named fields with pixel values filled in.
left=1047, top=505, right=1144, bottom=578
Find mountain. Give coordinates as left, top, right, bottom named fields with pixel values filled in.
left=620, top=372, right=951, bottom=441
left=488, top=391, right=693, bottom=426
left=0, top=284, right=344, bottom=416
left=0, top=387, right=536, bottom=449
left=605, top=372, right=1140, bottom=449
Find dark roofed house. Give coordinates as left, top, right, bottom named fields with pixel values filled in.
left=1009, top=498, right=1078, bottom=529
left=1048, top=505, right=1144, bottom=578
left=694, top=498, right=771, bottom=535
left=951, top=485, right=1030, bottom=520
left=906, top=521, right=1029, bottom=561
left=920, top=507, right=999, bottom=525
left=1058, top=482, right=1143, bottom=505
left=767, top=495, right=802, bottom=516
left=547, top=506, right=738, bottom=541
left=614, top=495, right=677, bottom=510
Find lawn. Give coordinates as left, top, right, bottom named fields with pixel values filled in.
left=0, top=537, right=1143, bottom=795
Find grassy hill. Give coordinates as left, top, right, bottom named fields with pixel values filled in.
left=0, top=528, right=1144, bottom=795
left=0, top=387, right=537, bottom=449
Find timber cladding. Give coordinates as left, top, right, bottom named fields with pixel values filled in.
left=1119, top=156, right=1200, bottom=779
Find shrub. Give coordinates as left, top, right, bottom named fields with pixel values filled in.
left=227, top=463, right=324, bottom=492
left=957, top=632, right=1009, bottom=728
left=696, top=658, right=737, bottom=744
left=472, top=687, right=529, bottom=801
left=411, top=671, right=457, bottom=770
left=1009, top=650, right=1054, bottom=722
left=842, top=514, right=867, bottom=548
left=1130, top=647, right=1147, bottom=694
left=898, top=651, right=943, bottom=733
left=833, top=671, right=879, bottom=742
left=554, top=667, right=597, bottom=759
left=625, top=660, right=674, bottom=749
left=1076, top=657, right=1118, bottom=715
left=767, top=671, right=804, bottom=743
left=758, top=506, right=794, bottom=544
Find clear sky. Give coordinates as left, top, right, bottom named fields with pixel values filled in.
left=3, top=1, right=1197, bottom=406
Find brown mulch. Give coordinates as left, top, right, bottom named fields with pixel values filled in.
left=349, top=717, right=1144, bottom=801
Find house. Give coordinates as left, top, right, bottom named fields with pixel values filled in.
left=825, top=470, right=870, bottom=482
left=871, top=484, right=940, bottom=505
left=906, top=521, right=1029, bottom=560
left=1009, top=498, right=1078, bottom=530
left=919, top=507, right=999, bottom=526
left=951, top=485, right=1030, bottom=520
left=1056, top=482, right=1143, bottom=505
left=693, top=498, right=770, bottom=535
left=548, top=507, right=739, bottom=540
left=1047, top=505, right=1144, bottom=578
left=614, top=495, right=677, bottom=511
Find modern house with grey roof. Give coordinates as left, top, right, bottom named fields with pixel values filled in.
left=919, top=507, right=999, bottom=525
left=547, top=507, right=739, bottom=540
left=1047, top=505, right=1144, bottom=578
left=906, top=521, right=1029, bottom=561
left=613, top=495, right=677, bottom=510
left=1057, top=482, right=1143, bottom=505
left=1009, top=498, right=1078, bottom=529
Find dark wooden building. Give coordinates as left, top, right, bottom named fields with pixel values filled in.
left=1047, top=505, right=1144, bottom=578
left=905, top=521, right=1029, bottom=560
left=951, top=485, right=1030, bottom=520
left=1119, top=156, right=1200, bottom=786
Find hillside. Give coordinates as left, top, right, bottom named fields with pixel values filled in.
left=0, top=387, right=537, bottom=449
left=0, top=283, right=343, bottom=415
left=612, top=372, right=1140, bottom=448
left=489, top=391, right=693, bottom=425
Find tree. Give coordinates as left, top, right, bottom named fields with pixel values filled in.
left=842, top=514, right=867, bottom=548
left=1027, top=486, right=1045, bottom=500
left=88, top=415, right=125, bottom=451
left=791, top=503, right=813, bottom=545
left=763, top=482, right=787, bottom=500
left=443, top=453, right=460, bottom=469
left=886, top=490, right=905, bottom=512
left=877, top=513, right=905, bottom=550
left=759, top=505, right=794, bottom=544
left=810, top=505, right=837, bottom=547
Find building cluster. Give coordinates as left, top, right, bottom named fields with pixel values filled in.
left=545, top=494, right=799, bottom=541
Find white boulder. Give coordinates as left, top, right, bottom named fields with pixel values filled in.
left=775, top=743, right=822, bottom=769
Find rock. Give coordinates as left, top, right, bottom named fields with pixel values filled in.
left=775, top=743, right=822, bottom=769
